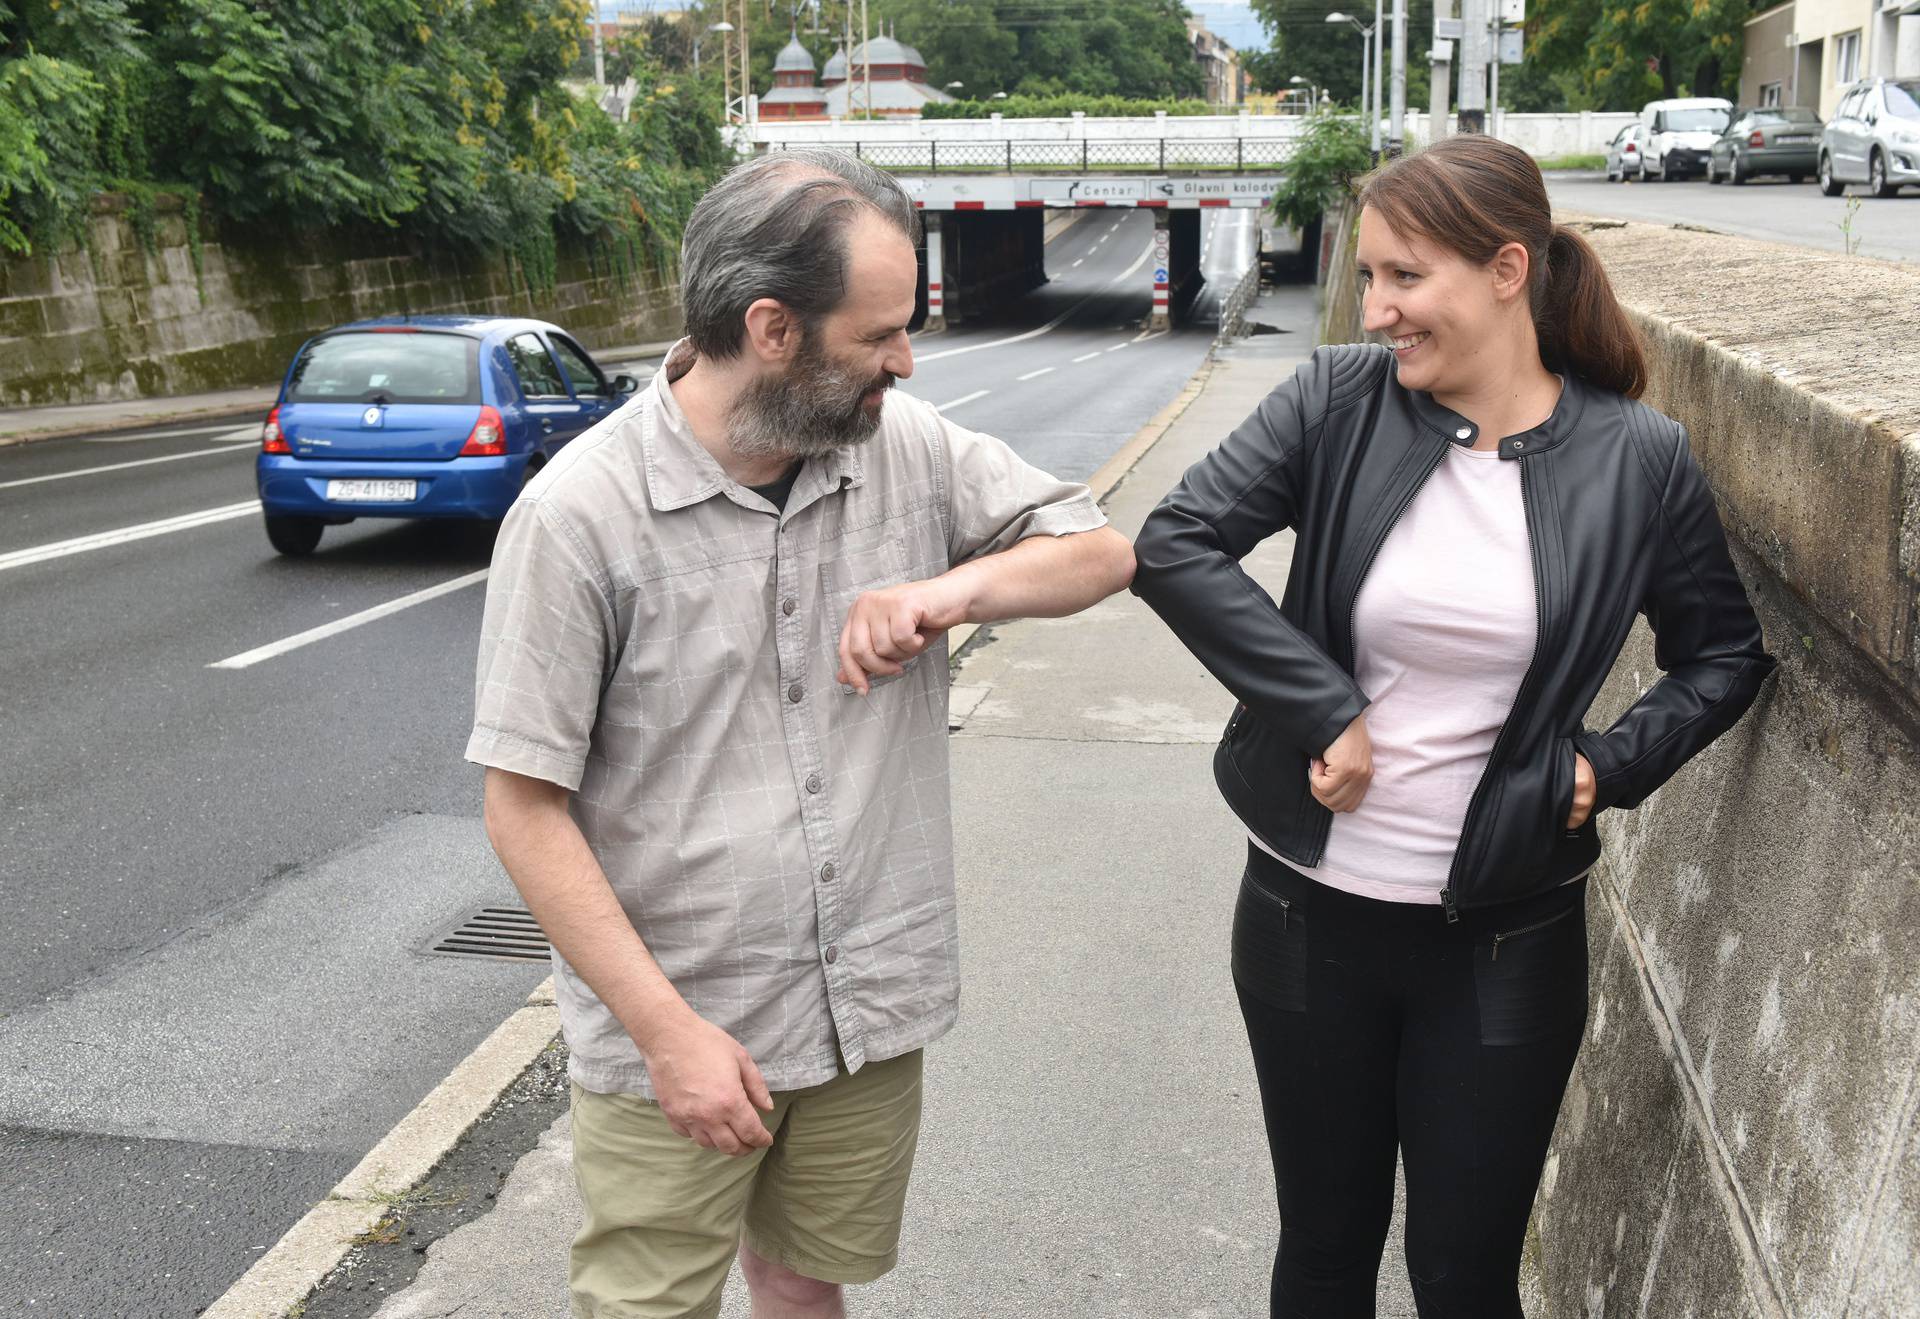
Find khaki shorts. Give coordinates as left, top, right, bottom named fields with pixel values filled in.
left=568, top=1049, right=924, bottom=1319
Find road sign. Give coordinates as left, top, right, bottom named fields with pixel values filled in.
left=1499, top=0, right=1525, bottom=22
left=1429, top=38, right=1454, bottom=61
left=1153, top=268, right=1169, bottom=283
left=1434, top=16, right=1463, bottom=38
left=1499, top=29, right=1523, bottom=63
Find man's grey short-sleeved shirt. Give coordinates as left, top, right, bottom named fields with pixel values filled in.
left=466, top=343, right=1105, bottom=1097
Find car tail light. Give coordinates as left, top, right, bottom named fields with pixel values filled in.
left=459, top=405, right=507, bottom=457
left=1749, top=131, right=1765, bottom=147
left=1624, top=144, right=1638, bottom=156
left=261, top=406, right=290, bottom=454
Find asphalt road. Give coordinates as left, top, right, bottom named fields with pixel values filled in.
left=0, top=206, right=1257, bottom=1316
left=1546, top=172, right=1920, bottom=265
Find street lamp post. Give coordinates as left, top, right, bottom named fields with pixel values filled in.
left=1326, top=11, right=1377, bottom=155
left=1288, top=75, right=1321, bottom=116
left=695, top=20, right=733, bottom=78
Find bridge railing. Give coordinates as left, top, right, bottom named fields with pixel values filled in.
left=762, top=138, right=1297, bottom=173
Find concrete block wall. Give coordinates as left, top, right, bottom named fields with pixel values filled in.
left=1320, top=207, right=1920, bottom=1315
left=0, top=194, right=685, bottom=408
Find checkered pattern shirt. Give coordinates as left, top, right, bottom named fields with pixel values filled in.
left=466, top=342, right=1106, bottom=1096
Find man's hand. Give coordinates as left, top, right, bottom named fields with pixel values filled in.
left=836, top=575, right=973, bottom=694
left=641, top=1011, right=776, bottom=1157
left=1566, top=753, right=1597, bottom=830
left=1309, top=714, right=1374, bottom=813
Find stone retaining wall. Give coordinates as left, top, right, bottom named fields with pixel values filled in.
left=1, top=195, right=684, bottom=408
left=1320, top=205, right=1920, bottom=1316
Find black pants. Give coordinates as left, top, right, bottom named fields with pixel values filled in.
left=1233, top=845, right=1589, bottom=1319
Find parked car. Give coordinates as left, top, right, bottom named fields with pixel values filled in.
left=1635, top=97, right=1734, bottom=180
left=256, top=316, right=640, bottom=556
left=1605, top=123, right=1646, bottom=182
left=1819, top=78, right=1920, bottom=198
left=1707, top=105, right=1822, bottom=184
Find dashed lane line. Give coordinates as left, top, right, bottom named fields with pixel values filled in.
left=1072, top=352, right=1103, bottom=363
left=208, top=570, right=491, bottom=670
left=0, top=500, right=261, bottom=574
left=0, top=441, right=258, bottom=491
left=934, top=390, right=990, bottom=412
left=911, top=240, right=1152, bottom=366
left=1015, top=367, right=1055, bottom=382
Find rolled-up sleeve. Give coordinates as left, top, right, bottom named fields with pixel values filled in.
left=935, top=411, right=1106, bottom=565
left=465, top=499, right=616, bottom=791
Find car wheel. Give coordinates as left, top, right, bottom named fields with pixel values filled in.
left=1707, top=155, right=1721, bottom=183
left=265, top=514, right=324, bottom=557
left=1634, top=159, right=1648, bottom=183
left=1819, top=153, right=1844, bottom=196
left=1730, top=153, right=1747, bottom=185
left=1870, top=150, right=1898, bottom=199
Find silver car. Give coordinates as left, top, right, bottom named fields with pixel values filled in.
left=1819, top=78, right=1920, bottom=198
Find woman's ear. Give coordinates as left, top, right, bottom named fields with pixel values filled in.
left=1489, top=240, right=1532, bottom=303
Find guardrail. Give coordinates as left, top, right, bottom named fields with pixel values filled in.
left=764, top=138, right=1297, bottom=173
left=1216, top=258, right=1263, bottom=342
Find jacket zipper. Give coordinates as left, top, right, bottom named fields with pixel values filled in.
left=1441, top=451, right=1547, bottom=921
left=1304, top=442, right=1448, bottom=867
left=1490, top=900, right=1579, bottom=960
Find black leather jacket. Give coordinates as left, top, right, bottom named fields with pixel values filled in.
left=1132, top=344, right=1776, bottom=918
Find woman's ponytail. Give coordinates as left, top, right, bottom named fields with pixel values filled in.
left=1358, top=137, right=1649, bottom=399
left=1537, top=225, right=1646, bottom=399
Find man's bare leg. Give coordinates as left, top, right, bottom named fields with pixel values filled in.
left=739, top=1241, right=846, bottom=1319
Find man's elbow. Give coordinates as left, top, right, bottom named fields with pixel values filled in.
left=1087, top=525, right=1136, bottom=597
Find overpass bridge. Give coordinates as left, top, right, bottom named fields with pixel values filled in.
left=756, top=117, right=1304, bottom=329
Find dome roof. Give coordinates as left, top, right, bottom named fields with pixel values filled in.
left=773, top=34, right=816, bottom=73
left=849, top=34, right=908, bottom=66
left=899, top=42, right=926, bottom=67
left=822, top=45, right=848, bottom=80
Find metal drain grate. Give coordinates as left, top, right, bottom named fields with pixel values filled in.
left=426, top=906, right=552, bottom=963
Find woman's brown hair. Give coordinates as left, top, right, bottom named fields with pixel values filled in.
left=1356, top=136, right=1647, bottom=399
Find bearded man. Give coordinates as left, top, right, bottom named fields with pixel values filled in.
left=468, top=149, right=1134, bottom=1319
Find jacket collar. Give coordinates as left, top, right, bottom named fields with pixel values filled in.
left=643, top=339, right=866, bottom=512
left=1406, top=370, right=1589, bottom=461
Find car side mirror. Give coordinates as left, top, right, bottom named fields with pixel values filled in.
left=612, top=374, right=641, bottom=395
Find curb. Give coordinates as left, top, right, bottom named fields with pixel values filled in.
left=202, top=980, right=561, bottom=1319
left=0, top=401, right=271, bottom=449
left=210, top=307, right=1230, bottom=1319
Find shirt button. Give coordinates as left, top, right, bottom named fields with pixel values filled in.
left=824, top=945, right=839, bottom=964
left=782, top=597, right=797, bottom=616
left=788, top=683, right=804, bottom=703
left=806, top=773, right=822, bottom=794
left=1455, top=426, right=1472, bottom=440
left=821, top=863, right=836, bottom=882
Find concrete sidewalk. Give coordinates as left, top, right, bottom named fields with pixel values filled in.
left=0, top=342, right=676, bottom=447
left=360, top=287, right=1426, bottom=1319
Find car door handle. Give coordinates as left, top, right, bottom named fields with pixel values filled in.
left=540, top=418, right=553, bottom=432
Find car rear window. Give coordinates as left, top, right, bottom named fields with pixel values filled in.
left=288, top=332, right=479, bottom=404
left=1754, top=107, right=1819, bottom=124
left=1888, top=82, right=1920, bottom=121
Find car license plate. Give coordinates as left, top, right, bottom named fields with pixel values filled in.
left=1776, top=134, right=1812, bottom=144
left=326, top=479, right=418, bottom=502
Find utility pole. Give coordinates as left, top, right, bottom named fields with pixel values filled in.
left=1488, top=10, right=1501, bottom=138
left=861, top=0, right=871, bottom=121
left=1458, top=0, right=1488, bottom=134
left=1388, top=0, right=1407, bottom=153
left=739, top=0, right=752, bottom=125
left=1373, top=0, right=1385, bottom=159
left=1429, top=0, right=1453, bottom=140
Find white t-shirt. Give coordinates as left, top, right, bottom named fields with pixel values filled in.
left=1255, top=441, right=1536, bottom=904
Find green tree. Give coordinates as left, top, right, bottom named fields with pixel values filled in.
left=1529, top=0, right=1744, bottom=109
left=1247, top=0, right=1431, bottom=113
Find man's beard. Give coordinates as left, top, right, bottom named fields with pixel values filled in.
left=726, top=329, right=894, bottom=461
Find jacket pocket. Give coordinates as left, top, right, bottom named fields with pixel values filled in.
left=1474, top=890, right=1588, bottom=1047
left=1552, top=735, right=1579, bottom=837
left=1231, top=868, right=1308, bottom=1012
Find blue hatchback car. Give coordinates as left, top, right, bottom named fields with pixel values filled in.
left=255, top=315, right=640, bottom=555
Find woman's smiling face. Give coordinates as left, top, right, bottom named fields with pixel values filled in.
left=1356, top=203, right=1519, bottom=396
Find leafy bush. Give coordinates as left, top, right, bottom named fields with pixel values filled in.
left=925, top=95, right=1224, bottom=120
left=1268, top=113, right=1372, bottom=232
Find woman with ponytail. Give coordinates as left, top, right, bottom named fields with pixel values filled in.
left=1132, top=136, right=1774, bottom=1316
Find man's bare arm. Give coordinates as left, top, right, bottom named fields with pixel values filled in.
left=481, top=767, right=773, bottom=1154
left=838, top=526, right=1135, bottom=692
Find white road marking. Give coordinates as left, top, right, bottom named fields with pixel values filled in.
left=1016, top=367, right=1055, bottom=381
left=1107, top=342, right=1130, bottom=352
left=934, top=390, right=990, bottom=411
left=80, top=423, right=258, bottom=444
left=0, top=442, right=257, bottom=491
left=1072, top=352, right=1102, bottom=363
left=911, top=238, right=1155, bottom=367
left=209, top=570, right=490, bottom=670
left=1112, top=241, right=1154, bottom=283
left=1072, top=258, right=1084, bottom=266
left=0, top=500, right=261, bottom=574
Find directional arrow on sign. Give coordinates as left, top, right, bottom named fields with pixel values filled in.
left=1155, top=182, right=1174, bottom=196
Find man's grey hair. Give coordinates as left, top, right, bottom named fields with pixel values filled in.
left=681, top=149, right=924, bottom=361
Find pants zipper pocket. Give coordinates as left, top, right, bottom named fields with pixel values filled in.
left=1244, top=880, right=1292, bottom=929
left=1491, top=901, right=1579, bottom=961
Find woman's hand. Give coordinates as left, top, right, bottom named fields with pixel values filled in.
left=1566, top=753, right=1597, bottom=829
left=1310, top=714, right=1374, bottom=813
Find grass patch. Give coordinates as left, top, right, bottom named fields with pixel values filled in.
left=1535, top=153, right=1607, bottom=172
left=346, top=1187, right=468, bottom=1248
